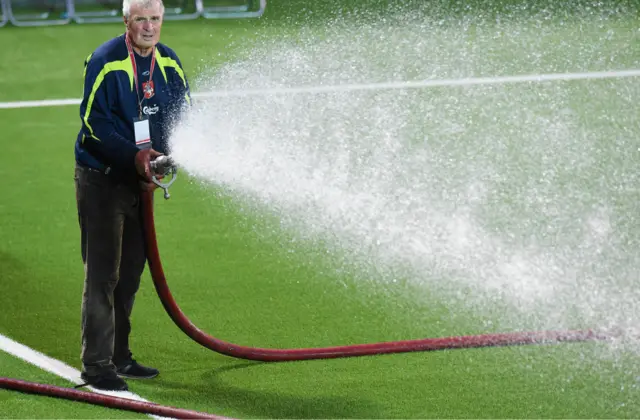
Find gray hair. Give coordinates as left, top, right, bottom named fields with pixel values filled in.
left=122, top=0, right=165, bottom=17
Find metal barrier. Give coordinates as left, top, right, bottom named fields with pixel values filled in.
left=198, top=0, right=265, bottom=19
left=162, top=0, right=201, bottom=21
left=67, top=0, right=122, bottom=23
left=68, top=0, right=266, bottom=22
left=0, top=0, right=8, bottom=26
left=69, top=0, right=201, bottom=23
left=6, top=0, right=72, bottom=26
left=2, top=0, right=266, bottom=26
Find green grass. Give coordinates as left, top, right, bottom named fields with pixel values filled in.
left=1, top=2, right=640, bottom=419
left=0, top=19, right=263, bottom=101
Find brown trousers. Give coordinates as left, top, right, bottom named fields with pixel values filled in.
left=74, top=164, right=147, bottom=375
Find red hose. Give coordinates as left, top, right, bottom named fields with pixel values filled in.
left=0, top=190, right=622, bottom=417
left=0, top=377, right=229, bottom=419
left=141, top=191, right=618, bottom=361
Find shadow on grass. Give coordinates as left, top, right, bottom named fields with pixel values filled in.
left=152, top=360, right=381, bottom=419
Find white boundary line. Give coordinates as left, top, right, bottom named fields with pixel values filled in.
left=0, top=98, right=83, bottom=109
left=0, top=333, right=172, bottom=420
left=195, top=69, right=640, bottom=98
left=1, top=69, right=639, bottom=110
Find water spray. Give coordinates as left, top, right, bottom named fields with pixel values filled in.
left=140, top=190, right=624, bottom=361
left=138, top=4, right=640, bottom=363
left=0, top=157, right=632, bottom=419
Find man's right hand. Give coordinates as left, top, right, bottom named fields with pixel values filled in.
left=135, top=148, right=163, bottom=181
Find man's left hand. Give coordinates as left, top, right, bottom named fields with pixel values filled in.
left=139, top=173, right=165, bottom=192
left=139, top=180, right=158, bottom=192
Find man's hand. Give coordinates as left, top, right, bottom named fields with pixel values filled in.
left=139, top=180, right=158, bottom=192
left=135, top=148, right=163, bottom=182
left=138, top=174, right=165, bottom=192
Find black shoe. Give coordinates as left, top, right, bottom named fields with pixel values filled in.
left=115, top=359, right=159, bottom=379
left=79, top=370, right=129, bottom=391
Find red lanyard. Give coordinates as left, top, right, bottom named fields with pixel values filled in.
left=125, top=32, right=156, bottom=117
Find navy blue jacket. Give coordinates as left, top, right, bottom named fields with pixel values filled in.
left=75, top=33, right=191, bottom=181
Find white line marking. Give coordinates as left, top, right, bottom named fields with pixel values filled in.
left=0, top=69, right=639, bottom=110
left=196, top=69, right=640, bottom=98
left=0, top=333, right=172, bottom=420
left=0, top=98, right=83, bottom=109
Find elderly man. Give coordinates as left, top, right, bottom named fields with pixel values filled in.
left=74, top=0, right=191, bottom=391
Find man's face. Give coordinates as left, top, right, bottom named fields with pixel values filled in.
left=125, top=2, right=163, bottom=49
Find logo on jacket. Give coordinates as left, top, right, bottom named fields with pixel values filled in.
left=143, top=105, right=160, bottom=115
left=142, top=81, right=155, bottom=99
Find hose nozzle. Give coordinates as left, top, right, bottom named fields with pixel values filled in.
left=150, top=155, right=175, bottom=177
left=150, top=155, right=178, bottom=200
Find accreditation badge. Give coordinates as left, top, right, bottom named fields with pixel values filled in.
left=134, top=117, right=151, bottom=149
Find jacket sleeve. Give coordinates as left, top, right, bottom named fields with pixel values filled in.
left=79, top=54, right=140, bottom=170
left=171, top=53, right=193, bottom=110
left=154, top=51, right=193, bottom=155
